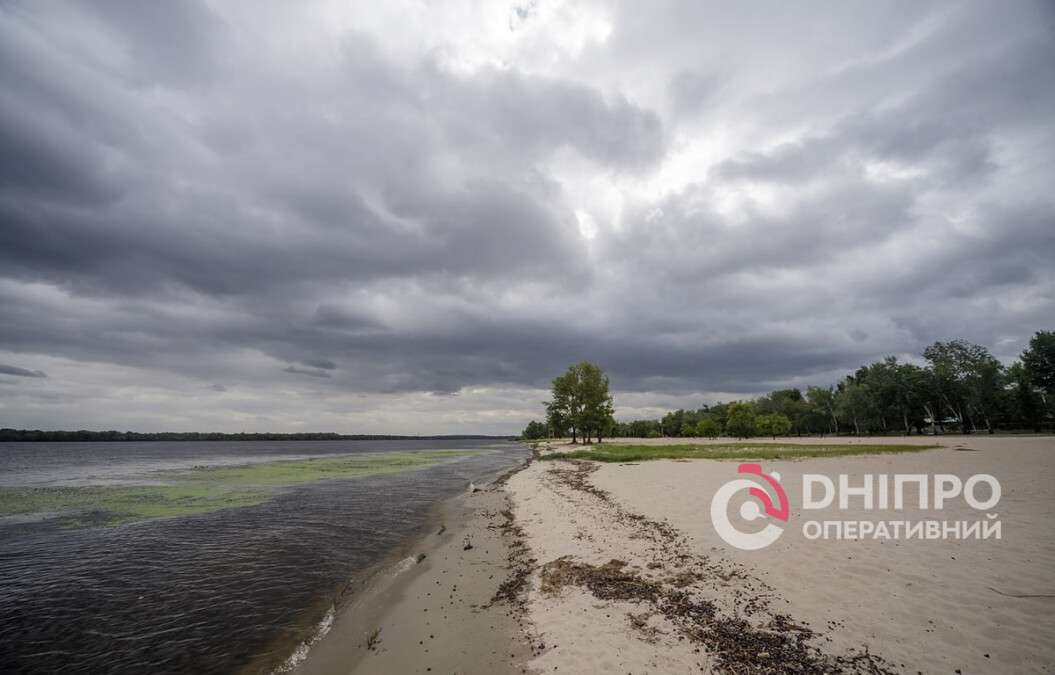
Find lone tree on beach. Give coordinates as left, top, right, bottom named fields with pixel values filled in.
left=543, top=362, right=615, bottom=443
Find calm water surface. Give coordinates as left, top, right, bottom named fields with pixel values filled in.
left=0, top=440, right=528, bottom=673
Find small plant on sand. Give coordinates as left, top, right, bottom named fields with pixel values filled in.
left=366, top=627, right=382, bottom=651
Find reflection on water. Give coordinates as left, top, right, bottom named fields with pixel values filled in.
left=0, top=440, right=527, bottom=674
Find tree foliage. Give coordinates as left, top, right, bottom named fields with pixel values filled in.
left=1022, top=331, right=1055, bottom=395
left=543, top=362, right=615, bottom=444
left=755, top=414, right=792, bottom=439
left=725, top=402, right=757, bottom=438
left=520, top=420, right=548, bottom=440
left=695, top=417, right=720, bottom=438
left=600, top=329, right=1054, bottom=438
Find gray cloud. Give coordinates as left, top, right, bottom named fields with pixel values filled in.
left=0, top=364, right=47, bottom=378
left=0, top=0, right=1052, bottom=432
left=284, top=366, right=332, bottom=379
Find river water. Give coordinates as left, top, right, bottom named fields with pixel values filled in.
left=0, top=439, right=528, bottom=673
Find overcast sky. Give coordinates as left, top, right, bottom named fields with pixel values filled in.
left=1, top=1, right=1053, bottom=434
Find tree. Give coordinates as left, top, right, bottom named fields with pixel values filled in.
left=575, top=362, right=614, bottom=443
left=924, top=340, right=1004, bottom=433
left=835, top=379, right=873, bottom=435
left=965, top=351, right=1004, bottom=433
left=725, top=402, right=756, bottom=438
left=1008, top=361, right=1045, bottom=432
left=756, top=389, right=808, bottom=435
left=626, top=419, right=661, bottom=438
left=521, top=420, right=548, bottom=440
left=696, top=417, right=720, bottom=438
left=546, top=373, right=577, bottom=441
left=548, top=371, right=573, bottom=440
left=755, top=414, right=792, bottom=439
left=660, top=410, right=685, bottom=437
left=1022, top=331, right=1055, bottom=395
left=894, top=362, right=930, bottom=435
left=544, top=362, right=614, bottom=444
left=806, top=386, right=838, bottom=435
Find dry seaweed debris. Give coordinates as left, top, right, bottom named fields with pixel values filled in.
left=539, top=459, right=897, bottom=674
left=486, top=507, right=534, bottom=609
left=541, top=557, right=661, bottom=602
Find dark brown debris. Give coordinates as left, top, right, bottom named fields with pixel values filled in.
left=536, top=456, right=898, bottom=675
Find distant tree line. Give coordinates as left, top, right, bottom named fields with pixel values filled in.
left=522, top=331, right=1055, bottom=439
left=0, top=430, right=514, bottom=442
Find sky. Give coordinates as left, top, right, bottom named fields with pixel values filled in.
left=1, top=1, right=1053, bottom=434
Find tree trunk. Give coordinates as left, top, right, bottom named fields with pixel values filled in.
left=924, top=404, right=936, bottom=435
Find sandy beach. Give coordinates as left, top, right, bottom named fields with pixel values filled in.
left=297, top=436, right=1055, bottom=674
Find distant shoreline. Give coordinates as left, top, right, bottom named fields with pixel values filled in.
left=0, top=429, right=517, bottom=442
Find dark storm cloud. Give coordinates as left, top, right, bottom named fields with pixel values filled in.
left=0, top=365, right=46, bottom=378
left=284, top=366, right=332, bottom=379
left=0, top=0, right=1053, bottom=431
left=303, top=359, right=337, bottom=371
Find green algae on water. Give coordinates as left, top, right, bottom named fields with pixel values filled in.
left=0, top=450, right=477, bottom=527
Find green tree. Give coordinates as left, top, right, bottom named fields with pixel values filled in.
left=626, top=419, right=661, bottom=437
left=1008, top=361, right=1045, bottom=432
left=924, top=340, right=1004, bottom=433
left=521, top=420, right=548, bottom=440
left=835, top=379, right=874, bottom=435
left=965, top=350, right=1004, bottom=433
left=660, top=410, right=685, bottom=437
left=575, top=362, right=614, bottom=443
left=1022, top=331, right=1055, bottom=396
left=546, top=373, right=576, bottom=441
left=756, top=389, right=808, bottom=435
left=695, top=417, right=720, bottom=438
left=806, top=386, right=839, bottom=434
left=725, top=402, right=756, bottom=438
left=755, top=413, right=792, bottom=439
left=544, top=362, right=614, bottom=444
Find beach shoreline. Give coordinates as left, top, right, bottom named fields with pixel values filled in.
left=290, top=456, right=536, bottom=675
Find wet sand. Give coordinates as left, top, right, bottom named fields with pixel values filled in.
left=292, top=479, right=535, bottom=675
